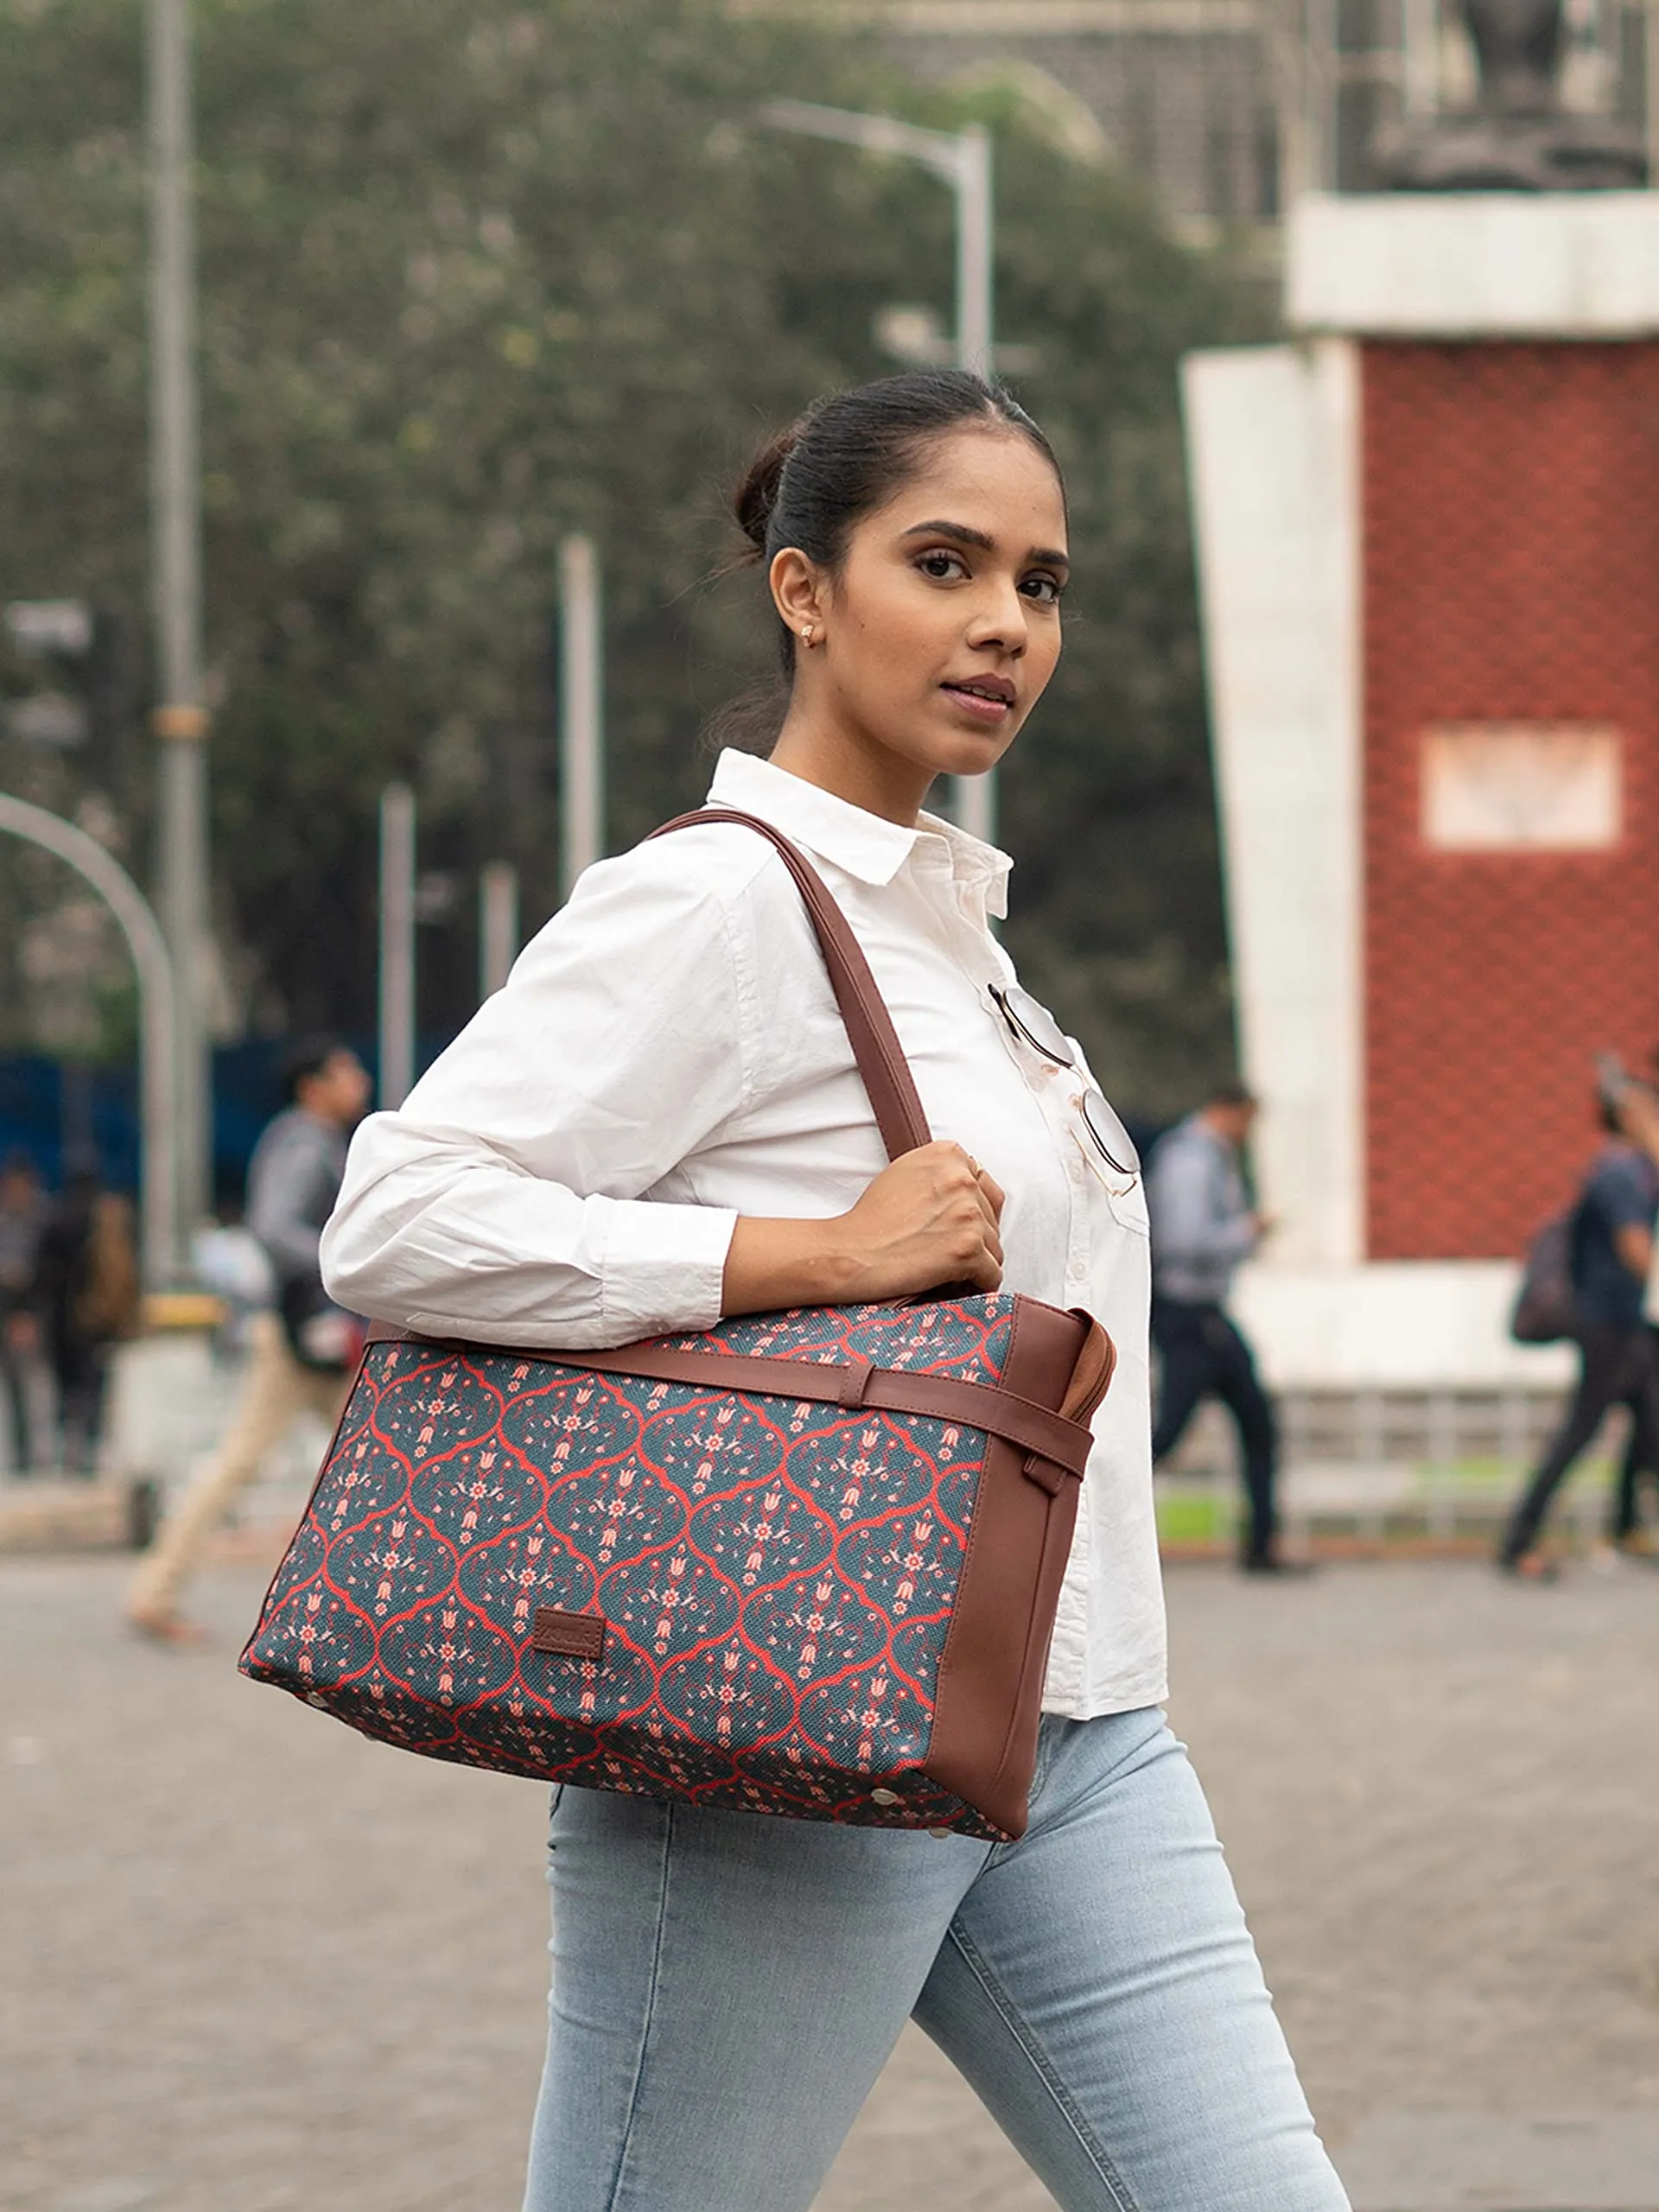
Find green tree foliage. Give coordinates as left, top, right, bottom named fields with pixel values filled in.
left=0, top=0, right=1270, bottom=1111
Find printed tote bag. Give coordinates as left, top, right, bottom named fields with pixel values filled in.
left=241, top=810, right=1116, bottom=1841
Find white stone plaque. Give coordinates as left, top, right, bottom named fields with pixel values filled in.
left=1421, top=723, right=1623, bottom=851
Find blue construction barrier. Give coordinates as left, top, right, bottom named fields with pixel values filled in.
left=0, top=1034, right=451, bottom=1205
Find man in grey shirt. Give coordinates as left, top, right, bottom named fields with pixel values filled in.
left=1147, top=1080, right=1304, bottom=1574
left=127, top=1038, right=370, bottom=1641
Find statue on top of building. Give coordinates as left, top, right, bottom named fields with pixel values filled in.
left=1375, top=0, right=1647, bottom=189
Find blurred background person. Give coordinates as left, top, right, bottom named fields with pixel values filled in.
left=125, top=1038, right=371, bottom=1643
left=1147, top=1081, right=1304, bottom=1575
left=194, top=1205, right=279, bottom=1365
left=32, top=1156, right=141, bottom=1477
left=1498, top=1083, right=1659, bottom=1580
left=0, top=1147, right=48, bottom=1477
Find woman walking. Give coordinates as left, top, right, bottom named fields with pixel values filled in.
left=321, top=372, right=1348, bottom=2212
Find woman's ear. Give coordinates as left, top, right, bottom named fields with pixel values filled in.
left=769, top=548, right=827, bottom=643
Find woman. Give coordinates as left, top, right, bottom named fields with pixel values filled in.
left=322, top=371, right=1349, bottom=2212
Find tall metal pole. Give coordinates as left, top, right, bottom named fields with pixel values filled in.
left=954, top=125, right=994, bottom=384
left=951, top=122, right=997, bottom=847
left=147, top=0, right=211, bottom=1249
left=478, top=861, right=519, bottom=1000
left=378, top=785, right=416, bottom=1109
left=559, top=536, right=605, bottom=900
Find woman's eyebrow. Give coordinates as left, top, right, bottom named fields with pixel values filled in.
left=899, top=519, right=1071, bottom=571
left=901, top=518, right=995, bottom=552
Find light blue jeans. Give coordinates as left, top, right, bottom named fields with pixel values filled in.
left=524, top=1707, right=1351, bottom=2212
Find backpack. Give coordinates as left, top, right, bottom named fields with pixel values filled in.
left=73, top=1191, right=142, bottom=1342
left=278, top=1269, right=363, bottom=1373
left=1510, top=1209, right=1579, bottom=1344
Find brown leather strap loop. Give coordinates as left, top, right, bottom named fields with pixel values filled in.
left=368, top=1313, right=1116, bottom=1476
left=365, top=1308, right=1116, bottom=1481
left=517, top=1337, right=1096, bottom=1479
left=648, top=807, right=931, bottom=1163
left=836, top=1356, right=875, bottom=1408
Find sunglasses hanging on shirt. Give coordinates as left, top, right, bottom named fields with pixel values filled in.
left=988, top=984, right=1141, bottom=1191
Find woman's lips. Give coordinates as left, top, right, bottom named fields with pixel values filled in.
left=941, top=683, right=1013, bottom=724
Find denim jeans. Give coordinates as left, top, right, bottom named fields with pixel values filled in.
left=1500, top=1320, right=1658, bottom=1559
left=524, top=1707, right=1350, bottom=2212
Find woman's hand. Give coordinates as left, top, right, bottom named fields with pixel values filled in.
left=830, top=1141, right=1005, bottom=1300
left=721, top=1142, right=1006, bottom=1317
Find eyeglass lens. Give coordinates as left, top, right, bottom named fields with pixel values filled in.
left=1080, top=1088, right=1141, bottom=1179
left=991, top=985, right=1141, bottom=1180
left=992, top=984, right=1073, bottom=1067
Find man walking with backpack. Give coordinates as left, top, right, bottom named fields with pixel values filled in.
left=125, top=1038, right=370, bottom=1642
left=1499, top=1089, right=1659, bottom=1580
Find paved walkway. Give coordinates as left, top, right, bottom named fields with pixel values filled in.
left=4, top=1557, right=1658, bottom=2211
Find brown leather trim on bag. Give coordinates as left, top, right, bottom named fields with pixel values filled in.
left=923, top=1298, right=1103, bottom=1840
left=570, top=1338, right=1096, bottom=1480
left=370, top=1324, right=1096, bottom=1484
left=1059, top=1317, right=1116, bottom=1427
left=650, top=808, right=931, bottom=1164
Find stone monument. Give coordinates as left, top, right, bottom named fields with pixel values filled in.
left=1374, top=0, right=1646, bottom=189
left=1177, top=79, right=1659, bottom=1394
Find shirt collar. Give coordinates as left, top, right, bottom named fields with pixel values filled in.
left=705, top=748, right=1011, bottom=919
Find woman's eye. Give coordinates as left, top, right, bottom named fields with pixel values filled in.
left=1021, top=573, right=1064, bottom=606
left=918, top=550, right=968, bottom=582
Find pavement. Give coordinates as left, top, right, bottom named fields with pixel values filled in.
left=4, top=1554, right=1659, bottom=2211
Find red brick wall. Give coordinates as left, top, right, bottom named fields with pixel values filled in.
left=1362, top=340, right=1659, bottom=1259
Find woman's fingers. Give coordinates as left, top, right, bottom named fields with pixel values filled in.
left=944, top=1145, right=1004, bottom=1287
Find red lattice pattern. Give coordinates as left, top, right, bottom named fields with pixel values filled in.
left=241, top=1296, right=1032, bottom=1839
left=1362, top=340, right=1659, bottom=1258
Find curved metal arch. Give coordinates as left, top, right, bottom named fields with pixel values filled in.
left=0, top=793, right=179, bottom=1284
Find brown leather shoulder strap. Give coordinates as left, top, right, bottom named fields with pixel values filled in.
left=648, top=805, right=930, bottom=1162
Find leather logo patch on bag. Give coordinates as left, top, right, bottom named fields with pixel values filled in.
left=531, top=1606, right=607, bottom=1662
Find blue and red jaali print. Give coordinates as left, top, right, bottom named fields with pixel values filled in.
left=241, top=1297, right=1022, bottom=1837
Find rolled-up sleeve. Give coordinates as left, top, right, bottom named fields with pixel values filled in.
left=321, top=843, right=753, bottom=1349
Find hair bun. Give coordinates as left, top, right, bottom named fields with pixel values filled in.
left=732, top=422, right=798, bottom=563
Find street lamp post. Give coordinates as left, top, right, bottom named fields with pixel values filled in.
left=755, top=101, right=999, bottom=843
left=378, top=785, right=416, bottom=1110
left=951, top=122, right=994, bottom=388
left=146, top=0, right=212, bottom=1249
left=558, top=535, right=605, bottom=900
left=478, top=861, right=519, bottom=1000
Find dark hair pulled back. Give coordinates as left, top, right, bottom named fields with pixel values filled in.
left=732, top=370, right=1062, bottom=673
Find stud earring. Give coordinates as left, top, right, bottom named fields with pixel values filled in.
left=800, top=625, right=815, bottom=648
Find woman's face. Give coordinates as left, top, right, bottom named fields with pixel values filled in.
left=770, top=426, right=1069, bottom=817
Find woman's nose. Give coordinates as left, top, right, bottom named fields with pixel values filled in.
left=967, top=581, right=1028, bottom=654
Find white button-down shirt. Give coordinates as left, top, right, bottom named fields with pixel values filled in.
left=322, top=749, right=1167, bottom=1718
